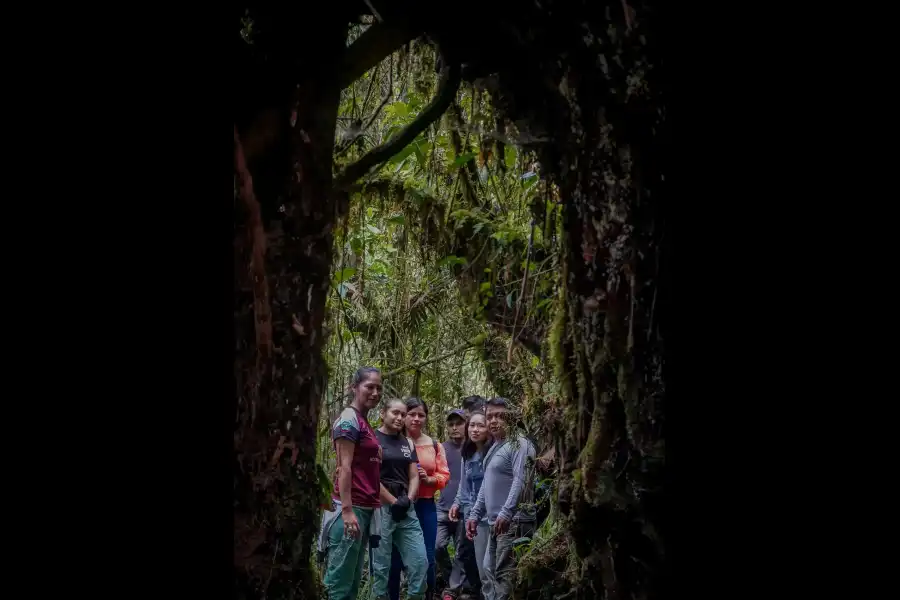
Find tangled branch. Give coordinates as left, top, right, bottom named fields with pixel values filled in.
left=334, top=57, right=461, bottom=190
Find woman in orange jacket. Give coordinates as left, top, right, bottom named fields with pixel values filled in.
left=388, top=397, right=451, bottom=600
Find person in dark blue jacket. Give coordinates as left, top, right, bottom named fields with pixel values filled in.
left=446, top=410, right=493, bottom=600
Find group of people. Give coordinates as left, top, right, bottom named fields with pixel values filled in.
left=318, top=367, right=537, bottom=600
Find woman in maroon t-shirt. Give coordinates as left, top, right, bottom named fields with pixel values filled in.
left=323, top=367, right=384, bottom=600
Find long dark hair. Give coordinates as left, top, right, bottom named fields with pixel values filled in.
left=404, top=396, right=429, bottom=415
left=461, top=410, right=493, bottom=461
left=400, top=396, right=429, bottom=437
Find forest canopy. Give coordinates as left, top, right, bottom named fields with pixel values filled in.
left=235, top=4, right=665, bottom=600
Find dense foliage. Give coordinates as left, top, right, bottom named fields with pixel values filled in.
left=322, top=34, right=562, bottom=440
left=235, top=5, right=665, bottom=600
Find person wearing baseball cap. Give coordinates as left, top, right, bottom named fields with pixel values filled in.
left=436, top=406, right=481, bottom=600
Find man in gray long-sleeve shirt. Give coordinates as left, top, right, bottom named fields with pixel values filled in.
left=466, top=398, right=535, bottom=600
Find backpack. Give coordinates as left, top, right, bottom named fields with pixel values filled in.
left=519, top=434, right=552, bottom=528
left=484, top=433, right=552, bottom=528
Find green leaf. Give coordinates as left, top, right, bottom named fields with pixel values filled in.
left=387, top=214, right=406, bottom=225
left=388, top=143, right=417, bottom=165
left=438, top=255, right=468, bottom=268
left=385, top=101, right=409, bottom=118
left=333, top=267, right=357, bottom=284
left=451, top=152, right=478, bottom=168
left=406, top=94, right=423, bottom=113
left=535, top=297, right=554, bottom=311
left=521, top=171, right=538, bottom=190
left=370, top=261, right=389, bottom=276
left=505, top=145, right=518, bottom=168
left=413, top=143, right=426, bottom=168
left=511, top=536, right=532, bottom=546
left=349, top=236, right=363, bottom=255
left=506, top=291, right=515, bottom=308
left=366, top=224, right=382, bottom=235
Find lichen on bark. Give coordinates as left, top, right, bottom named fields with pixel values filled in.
left=496, top=2, right=665, bottom=599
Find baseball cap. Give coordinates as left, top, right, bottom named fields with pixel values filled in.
left=446, top=409, right=466, bottom=421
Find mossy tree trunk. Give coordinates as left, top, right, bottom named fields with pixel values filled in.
left=233, top=7, right=425, bottom=597
left=488, top=2, right=667, bottom=599
left=233, top=10, right=349, bottom=600
left=552, top=4, right=666, bottom=600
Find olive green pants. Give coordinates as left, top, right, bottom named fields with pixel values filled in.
left=323, top=507, right=374, bottom=600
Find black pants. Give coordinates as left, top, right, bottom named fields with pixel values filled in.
left=438, top=514, right=482, bottom=599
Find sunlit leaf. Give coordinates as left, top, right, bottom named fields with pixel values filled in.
left=385, top=101, right=409, bottom=118
left=388, top=143, right=417, bottom=165
left=387, top=214, right=406, bottom=225
left=366, top=224, right=382, bottom=235
left=333, top=267, right=357, bottom=284
left=451, top=152, right=478, bottom=168
left=505, top=145, right=518, bottom=168
left=407, top=95, right=423, bottom=113
left=370, top=260, right=389, bottom=275
left=414, top=143, right=426, bottom=168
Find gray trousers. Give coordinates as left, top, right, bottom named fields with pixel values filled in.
left=436, top=510, right=466, bottom=591
left=439, top=509, right=487, bottom=597
left=474, top=523, right=490, bottom=597
left=482, top=520, right=535, bottom=600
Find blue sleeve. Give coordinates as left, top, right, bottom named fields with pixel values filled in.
left=469, top=472, right=487, bottom=523
left=453, top=456, right=470, bottom=512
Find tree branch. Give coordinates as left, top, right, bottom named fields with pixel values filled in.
left=334, top=59, right=461, bottom=190
left=336, top=20, right=418, bottom=91
left=382, top=340, right=474, bottom=377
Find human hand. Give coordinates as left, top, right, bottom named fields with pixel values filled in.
left=342, top=506, right=360, bottom=539
left=493, top=515, right=510, bottom=536
left=449, top=505, right=459, bottom=522
left=466, top=519, right=477, bottom=540
left=390, top=495, right=411, bottom=521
